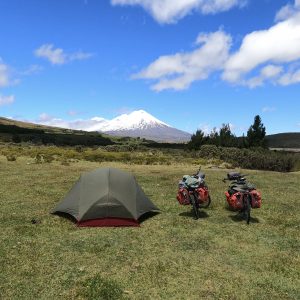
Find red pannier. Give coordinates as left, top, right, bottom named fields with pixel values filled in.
left=250, top=190, right=262, bottom=208
left=225, top=191, right=244, bottom=210
left=176, top=188, right=190, bottom=205
left=196, top=187, right=209, bottom=204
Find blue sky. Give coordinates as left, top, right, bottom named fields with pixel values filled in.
left=0, top=0, right=299, bottom=135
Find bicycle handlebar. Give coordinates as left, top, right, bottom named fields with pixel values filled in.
left=222, top=174, right=249, bottom=183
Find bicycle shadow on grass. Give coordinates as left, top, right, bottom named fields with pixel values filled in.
left=229, top=213, right=260, bottom=223
left=179, top=210, right=209, bottom=219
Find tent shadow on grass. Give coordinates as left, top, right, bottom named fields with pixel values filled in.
left=138, top=211, right=160, bottom=224
left=53, top=212, right=78, bottom=224
left=53, top=211, right=160, bottom=226
left=179, top=210, right=209, bottom=219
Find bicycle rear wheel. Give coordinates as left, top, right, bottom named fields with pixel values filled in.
left=199, top=194, right=211, bottom=209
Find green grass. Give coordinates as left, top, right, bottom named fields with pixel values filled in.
left=0, top=156, right=299, bottom=299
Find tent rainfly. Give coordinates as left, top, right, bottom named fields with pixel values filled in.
left=52, top=167, right=159, bottom=226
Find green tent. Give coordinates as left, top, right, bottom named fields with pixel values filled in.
left=52, top=167, right=159, bottom=226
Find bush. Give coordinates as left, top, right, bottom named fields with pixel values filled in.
left=198, top=145, right=221, bottom=159
left=44, top=155, right=55, bottom=163
left=32, top=153, right=55, bottom=164
left=12, top=135, right=21, bottom=143
left=34, top=153, right=44, bottom=164
left=61, top=159, right=70, bottom=166
left=196, top=145, right=296, bottom=172
left=75, top=145, right=84, bottom=153
left=6, top=154, right=17, bottom=161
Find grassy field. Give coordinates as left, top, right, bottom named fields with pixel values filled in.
left=0, top=156, right=299, bottom=299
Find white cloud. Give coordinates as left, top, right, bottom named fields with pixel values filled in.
left=38, top=113, right=54, bottom=122
left=262, top=106, right=276, bottom=113
left=111, top=0, right=246, bottom=24
left=133, top=30, right=232, bottom=91
left=275, top=0, right=300, bottom=21
left=278, top=68, right=300, bottom=85
left=244, top=64, right=283, bottom=88
left=222, top=11, right=300, bottom=84
left=34, top=44, right=93, bottom=65
left=222, top=0, right=300, bottom=86
left=132, top=1, right=300, bottom=90
left=198, top=123, right=214, bottom=135
left=35, top=113, right=108, bottom=131
left=0, top=61, right=16, bottom=87
left=261, top=65, right=283, bottom=78
left=0, top=94, right=15, bottom=106
left=1, top=59, right=41, bottom=87
left=197, top=122, right=244, bottom=135
left=20, top=64, right=43, bottom=76
left=69, top=51, right=94, bottom=61
left=35, top=45, right=65, bottom=65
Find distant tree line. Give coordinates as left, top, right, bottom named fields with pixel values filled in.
left=188, top=115, right=267, bottom=150
left=0, top=124, right=115, bottom=146
left=0, top=124, right=45, bottom=134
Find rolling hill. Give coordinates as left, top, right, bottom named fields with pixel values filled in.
left=0, top=116, right=115, bottom=146
left=266, top=132, right=300, bottom=149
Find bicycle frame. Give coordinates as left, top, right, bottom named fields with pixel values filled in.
left=224, top=174, right=255, bottom=224
left=177, top=170, right=211, bottom=219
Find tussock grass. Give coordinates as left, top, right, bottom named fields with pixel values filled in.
left=0, top=156, right=299, bottom=299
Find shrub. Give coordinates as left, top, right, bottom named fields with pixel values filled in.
left=75, top=145, right=84, bottom=153
left=61, top=159, right=70, bottom=166
left=44, top=155, right=55, bottom=163
left=34, top=153, right=44, bottom=164
left=12, top=135, right=21, bottom=143
left=196, top=145, right=296, bottom=172
left=198, top=145, right=221, bottom=159
left=31, top=153, right=54, bottom=164
left=6, top=154, right=17, bottom=161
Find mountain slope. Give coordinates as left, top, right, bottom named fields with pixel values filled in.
left=105, top=126, right=191, bottom=142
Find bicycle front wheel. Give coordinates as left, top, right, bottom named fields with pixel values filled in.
left=244, top=194, right=251, bottom=224
left=190, top=194, right=199, bottom=220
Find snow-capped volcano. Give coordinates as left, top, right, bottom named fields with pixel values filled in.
left=32, top=110, right=191, bottom=142
left=98, top=110, right=191, bottom=142
left=99, top=110, right=169, bottom=132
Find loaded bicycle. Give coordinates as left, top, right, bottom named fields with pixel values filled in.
left=176, top=169, right=211, bottom=219
left=223, top=172, right=261, bottom=224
